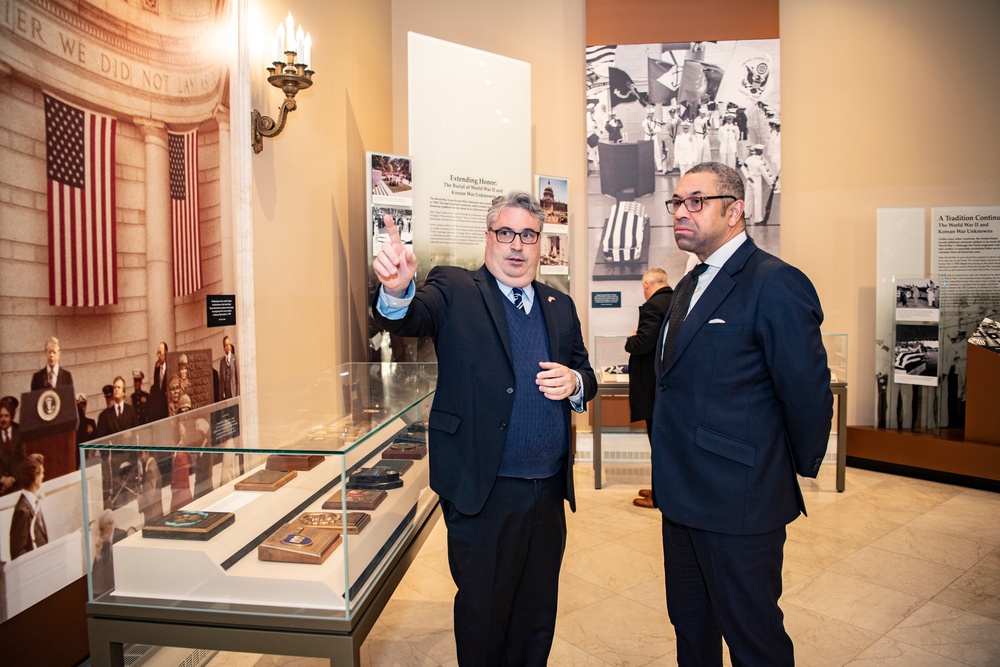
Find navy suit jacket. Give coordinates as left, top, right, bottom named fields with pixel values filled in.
left=651, top=238, right=832, bottom=535
left=372, top=264, right=597, bottom=515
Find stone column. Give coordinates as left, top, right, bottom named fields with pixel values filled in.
left=135, top=118, right=176, bottom=354
left=215, top=105, right=235, bottom=295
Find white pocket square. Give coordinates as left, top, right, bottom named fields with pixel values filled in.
left=709, top=318, right=726, bottom=324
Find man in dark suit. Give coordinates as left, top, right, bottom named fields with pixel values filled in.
left=147, top=342, right=169, bottom=422
left=219, top=335, right=240, bottom=399
left=624, top=268, right=672, bottom=508
left=30, top=336, right=74, bottom=391
left=652, top=162, right=832, bottom=666
left=9, top=453, right=48, bottom=559
left=97, top=376, right=141, bottom=508
left=1, top=395, right=25, bottom=496
left=372, top=191, right=596, bottom=666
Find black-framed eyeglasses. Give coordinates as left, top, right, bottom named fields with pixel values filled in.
left=665, top=195, right=736, bottom=214
left=490, top=227, right=540, bottom=244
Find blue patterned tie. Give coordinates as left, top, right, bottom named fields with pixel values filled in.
left=511, top=287, right=525, bottom=312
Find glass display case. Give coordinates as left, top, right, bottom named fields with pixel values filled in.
left=593, top=335, right=630, bottom=384
left=82, top=362, right=438, bottom=666
left=823, top=333, right=848, bottom=384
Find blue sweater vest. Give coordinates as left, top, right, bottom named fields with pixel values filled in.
left=497, top=296, right=567, bottom=478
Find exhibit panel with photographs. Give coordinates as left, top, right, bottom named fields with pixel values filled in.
left=536, top=175, right=570, bottom=282
left=368, top=153, right=415, bottom=257
left=584, top=40, right=781, bottom=349
left=81, top=363, right=438, bottom=617
left=893, top=323, right=940, bottom=387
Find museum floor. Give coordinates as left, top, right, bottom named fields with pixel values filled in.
left=204, top=452, right=1000, bottom=667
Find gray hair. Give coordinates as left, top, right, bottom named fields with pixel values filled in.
left=642, top=267, right=668, bottom=286
left=486, top=190, right=544, bottom=232
left=687, top=161, right=745, bottom=207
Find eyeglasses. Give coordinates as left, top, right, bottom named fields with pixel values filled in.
left=665, top=195, right=736, bottom=214
left=490, top=227, right=540, bottom=244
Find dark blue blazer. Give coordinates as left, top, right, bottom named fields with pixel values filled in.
left=652, top=238, right=832, bottom=535
left=372, top=264, right=597, bottom=515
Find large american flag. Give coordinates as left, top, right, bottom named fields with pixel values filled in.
left=169, top=130, right=202, bottom=297
left=44, top=94, right=117, bottom=307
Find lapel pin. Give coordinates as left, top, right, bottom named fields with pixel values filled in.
left=548, top=296, right=555, bottom=303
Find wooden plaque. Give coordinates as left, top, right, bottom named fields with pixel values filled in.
left=142, top=511, right=235, bottom=541
left=266, top=454, right=325, bottom=471
left=322, top=489, right=387, bottom=511
left=234, top=468, right=297, bottom=491
left=258, top=522, right=343, bottom=564
left=298, top=511, right=372, bottom=535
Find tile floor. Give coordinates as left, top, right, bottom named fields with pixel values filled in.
left=212, top=462, right=1000, bottom=666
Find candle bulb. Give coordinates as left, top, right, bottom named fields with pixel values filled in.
left=296, top=26, right=305, bottom=63
left=285, top=12, right=296, bottom=54
left=303, top=32, right=312, bottom=69
left=275, top=24, right=284, bottom=62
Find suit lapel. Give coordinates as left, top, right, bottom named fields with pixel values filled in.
left=663, top=238, right=758, bottom=373
left=534, top=281, right=561, bottom=360
left=475, top=266, right=515, bottom=365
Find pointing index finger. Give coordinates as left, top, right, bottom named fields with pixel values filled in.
left=383, top=214, right=402, bottom=245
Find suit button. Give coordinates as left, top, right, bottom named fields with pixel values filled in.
left=499, top=423, right=507, bottom=431
left=506, top=387, right=514, bottom=394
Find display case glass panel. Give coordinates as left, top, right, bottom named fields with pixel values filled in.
left=823, top=333, right=848, bottom=384
left=79, top=362, right=437, bottom=622
left=594, top=335, right=630, bottom=384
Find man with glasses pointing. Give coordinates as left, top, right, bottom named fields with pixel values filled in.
left=372, top=190, right=596, bottom=666
left=651, top=162, right=832, bottom=666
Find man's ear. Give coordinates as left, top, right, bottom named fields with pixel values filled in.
left=729, top=200, right=745, bottom=227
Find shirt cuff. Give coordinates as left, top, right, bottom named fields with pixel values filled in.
left=569, top=370, right=585, bottom=413
left=377, top=281, right=416, bottom=320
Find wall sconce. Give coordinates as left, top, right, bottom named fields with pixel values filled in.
left=251, top=12, right=315, bottom=154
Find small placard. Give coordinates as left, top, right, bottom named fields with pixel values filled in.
left=206, top=294, right=237, bottom=327
left=210, top=404, right=240, bottom=446
left=592, top=292, right=621, bottom=309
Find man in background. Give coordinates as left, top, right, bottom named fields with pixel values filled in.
left=130, top=371, right=149, bottom=425
left=30, top=337, right=73, bottom=391
left=9, top=453, right=47, bottom=559
left=624, top=268, right=672, bottom=509
left=148, top=342, right=169, bottom=421
left=219, top=335, right=240, bottom=399
left=1, top=396, right=25, bottom=496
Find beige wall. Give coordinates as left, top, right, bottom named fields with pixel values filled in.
left=250, top=0, right=1000, bottom=425
left=249, top=0, right=393, bottom=388
left=780, top=0, right=1000, bottom=423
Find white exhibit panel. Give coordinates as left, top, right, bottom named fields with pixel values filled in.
left=408, top=32, right=531, bottom=270
left=930, top=206, right=1000, bottom=428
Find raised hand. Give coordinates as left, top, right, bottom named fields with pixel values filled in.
left=372, top=214, right=418, bottom=297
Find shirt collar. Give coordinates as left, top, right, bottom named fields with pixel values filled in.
left=496, top=280, right=535, bottom=307
left=703, top=231, right=748, bottom=269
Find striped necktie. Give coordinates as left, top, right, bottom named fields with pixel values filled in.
left=511, top=287, right=525, bottom=312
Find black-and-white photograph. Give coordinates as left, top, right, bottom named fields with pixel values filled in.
left=585, top=41, right=781, bottom=340
left=893, top=324, right=940, bottom=386
left=969, top=316, right=1000, bottom=351
left=372, top=206, right=414, bottom=255
left=895, top=278, right=941, bottom=322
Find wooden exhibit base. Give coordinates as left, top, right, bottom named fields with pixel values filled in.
left=846, top=426, right=1000, bottom=491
